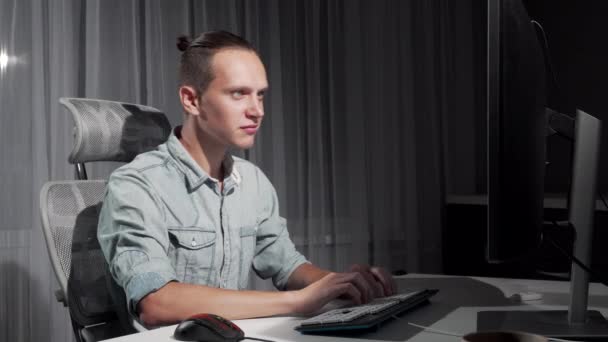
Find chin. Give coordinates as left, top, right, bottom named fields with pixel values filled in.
left=233, top=139, right=256, bottom=150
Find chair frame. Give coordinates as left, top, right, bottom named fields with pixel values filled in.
left=39, top=97, right=170, bottom=341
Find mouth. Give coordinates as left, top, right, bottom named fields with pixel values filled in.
left=241, top=125, right=258, bottom=135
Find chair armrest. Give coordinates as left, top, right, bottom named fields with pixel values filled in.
left=55, top=288, right=68, bottom=307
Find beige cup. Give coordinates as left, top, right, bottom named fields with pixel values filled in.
left=462, top=331, right=549, bottom=342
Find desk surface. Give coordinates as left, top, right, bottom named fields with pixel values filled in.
left=101, top=274, right=608, bottom=342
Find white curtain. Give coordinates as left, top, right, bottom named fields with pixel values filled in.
left=0, top=0, right=480, bottom=340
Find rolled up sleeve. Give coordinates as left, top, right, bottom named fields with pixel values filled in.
left=252, top=173, right=309, bottom=290
left=97, top=168, right=177, bottom=314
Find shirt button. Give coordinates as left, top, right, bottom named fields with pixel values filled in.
left=191, top=238, right=197, bottom=247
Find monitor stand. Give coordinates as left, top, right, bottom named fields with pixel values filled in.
left=478, top=110, right=608, bottom=339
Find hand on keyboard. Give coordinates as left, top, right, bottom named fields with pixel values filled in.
left=348, top=264, right=397, bottom=299
left=293, top=272, right=369, bottom=314
left=292, top=268, right=398, bottom=315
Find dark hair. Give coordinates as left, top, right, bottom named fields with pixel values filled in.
left=177, top=30, right=257, bottom=97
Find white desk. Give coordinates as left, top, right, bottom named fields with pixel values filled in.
left=101, top=274, right=608, bottom=342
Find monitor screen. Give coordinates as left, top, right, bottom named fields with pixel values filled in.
left=486, top=0, right=547, bottom=263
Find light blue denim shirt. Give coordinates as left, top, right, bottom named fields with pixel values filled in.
left=98, top=127, right=308, bottom=314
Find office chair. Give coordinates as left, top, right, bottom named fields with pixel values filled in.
left=39, top=97, right=171, bottom=342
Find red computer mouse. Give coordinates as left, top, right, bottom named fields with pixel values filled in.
left=173, top=313, right=245, bottom=342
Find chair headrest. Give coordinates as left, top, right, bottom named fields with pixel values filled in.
left=59, top=97, right=172, bottom=164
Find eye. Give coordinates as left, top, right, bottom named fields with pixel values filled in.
left=231, top=90, right=244, bottom=99
left=257, top=91, right=265, bottom=100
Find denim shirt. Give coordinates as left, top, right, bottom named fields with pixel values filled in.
left=97, top=127, right=308, bottom=314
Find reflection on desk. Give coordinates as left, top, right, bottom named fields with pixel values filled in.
left=100, top=274, right=608, bottom=342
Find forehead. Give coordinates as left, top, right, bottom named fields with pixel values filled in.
left=209, top=48, right=268, bottom=88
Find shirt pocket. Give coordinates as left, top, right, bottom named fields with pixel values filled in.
left=238, top=224, right=258, bottom=289
left=168, top=227, right=216, bottom=285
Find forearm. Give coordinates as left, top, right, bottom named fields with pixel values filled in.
left=138, top=281, right=296, bottom=327
left=286, top=263, right=331, bottom=290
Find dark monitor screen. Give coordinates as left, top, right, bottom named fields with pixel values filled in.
left=486, top=0, right=547, bottom=263
left=480, top=1, right=608, bottom=337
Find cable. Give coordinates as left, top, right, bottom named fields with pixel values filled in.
left=547, top=221, right=608, bottom=287
left=391, top=315, right=465, bottom=337
left=403, top=320, right=463, bottom=338
left=547, top=338, right=585, bottom=342
left=244, top=337, right=276, bottom=342
left=599, top=192, right=608, bottom=211
left=531, top=20, right=568, bottom=111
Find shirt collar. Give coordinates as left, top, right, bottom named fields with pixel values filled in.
left=166, top=126, right=241, bottom=192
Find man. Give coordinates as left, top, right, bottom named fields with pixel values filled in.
left=98, top=30, right=396, bottom=328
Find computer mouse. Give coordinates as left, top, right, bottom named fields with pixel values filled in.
left=173, top=313, right=245, bottom=342
left=392, top=269, right=408, bottom=276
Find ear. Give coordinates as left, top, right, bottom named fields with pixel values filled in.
left=179, top=85, right=201, bottom=116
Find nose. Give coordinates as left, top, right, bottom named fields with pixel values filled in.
left=246, top=95, right=264, bottom=118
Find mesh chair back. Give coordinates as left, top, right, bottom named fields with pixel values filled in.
left=59, top=97, right=171, bottom=163
left=40, top=98, right=171, bottom=339
left=40, top=180, right=118, bottom=327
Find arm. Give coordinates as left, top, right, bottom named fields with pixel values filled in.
left=138, top=282, right=294, bottom=326
left=285, top=263, right=330, bottom=290
left=139, top=271, right=366, bottom=327
left=139, top=262, right=397, bottom=327
left=140, top=261, right=398, bottom=326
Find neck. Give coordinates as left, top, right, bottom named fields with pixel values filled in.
left=179, top=122, right=226, bottom=181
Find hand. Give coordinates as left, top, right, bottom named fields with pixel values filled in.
left=348, top=264, right=397, bottom=299
left=292, top=272, right=364, bottom=314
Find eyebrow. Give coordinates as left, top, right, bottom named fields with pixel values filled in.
left=225, top=86, right=269, bottom=94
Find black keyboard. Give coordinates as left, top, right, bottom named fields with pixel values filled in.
left=295, top=289, right=439, bottom=334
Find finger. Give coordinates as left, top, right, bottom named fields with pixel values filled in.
left=376, top=268, right=395, bottom=296
left=370, top=267, right=395, bottom=296
left=328, top=273, right=370, bottom=301
left=376, top=268, right=396, bottom=295
left=334, top=283, right=362, bottom=305
left=359, top=269, right=385, bottom=298
left=349, top=272, right=372, bottom=303
left=350, top=265, right=385, bottom=297
left=351, top=272, right=374, bottom=303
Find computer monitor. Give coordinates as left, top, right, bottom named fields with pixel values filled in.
left=480, top=0, right=608, bottom=338
left=485, top=0, right=546, bottom=264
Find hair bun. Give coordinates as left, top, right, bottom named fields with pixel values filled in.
left=177, top=35, right=192, bottom=52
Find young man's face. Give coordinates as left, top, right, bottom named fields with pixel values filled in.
left=196, top=48, right=268, bottom=150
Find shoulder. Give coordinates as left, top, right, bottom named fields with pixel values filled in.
left=108, top=146, right=174, bottom=188
left=120, top=146, right=170, bottom=173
